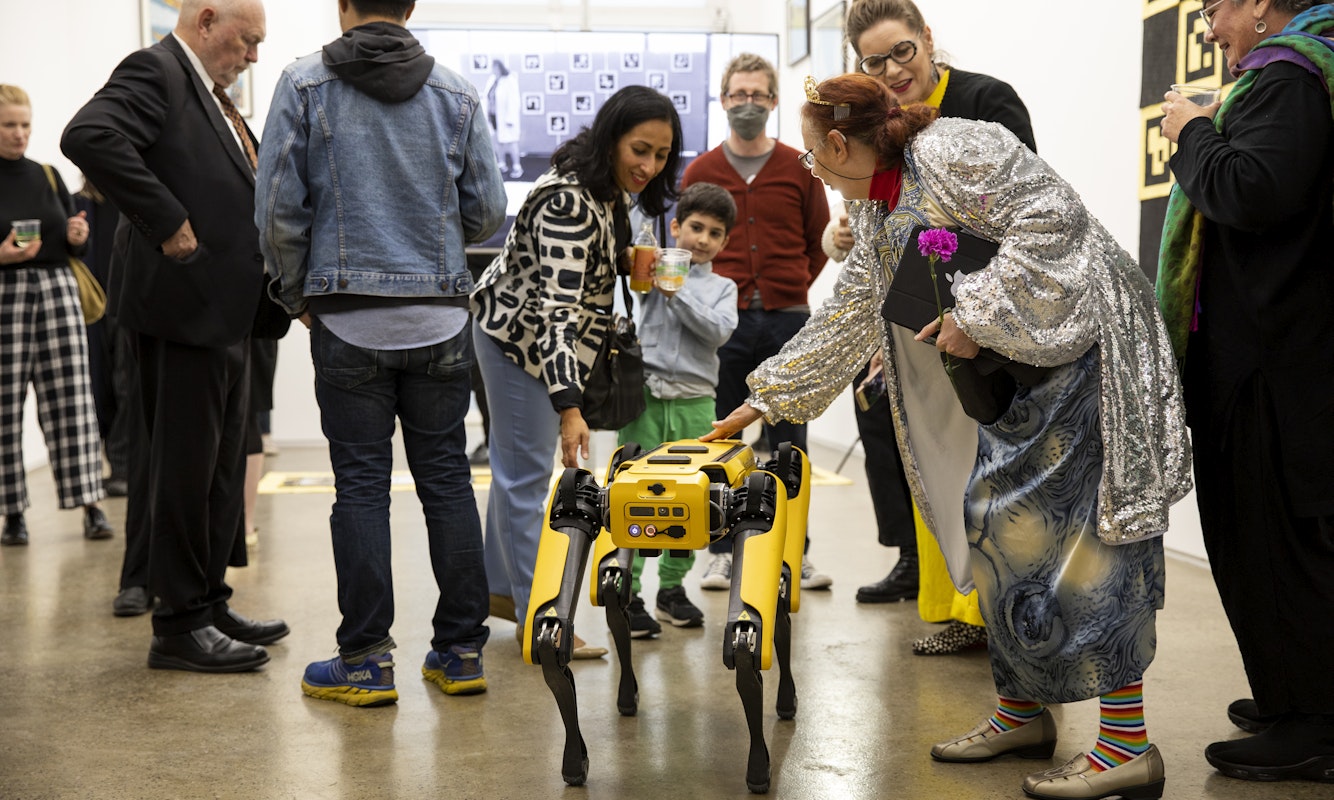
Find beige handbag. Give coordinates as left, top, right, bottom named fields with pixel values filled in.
left=40, top=164, right=106, bottom=325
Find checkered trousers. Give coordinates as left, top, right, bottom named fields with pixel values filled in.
left=0, top=266, right=105, bottom=514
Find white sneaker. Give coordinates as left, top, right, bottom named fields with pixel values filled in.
left=800, top=555, right=832, bottom=590
left=700, top=552, right=732, bottom=591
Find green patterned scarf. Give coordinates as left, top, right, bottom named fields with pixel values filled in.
left=1155, top=4, right=1334, bottom=360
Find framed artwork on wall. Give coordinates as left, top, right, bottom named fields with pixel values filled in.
left=140, top=0, right=179, bottom=46
left=810, top=1, right=848, bottom=81
left=788, top=0, right=810, bottom=65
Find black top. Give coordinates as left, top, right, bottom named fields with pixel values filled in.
left=0, top=156, right=81, bottom=269
left=1171, top=61, right=1334, bottom=515
left=938, top=68, right=1037, bottom=153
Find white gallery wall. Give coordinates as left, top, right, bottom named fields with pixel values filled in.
left=1, top=0, right=1206, bottom=561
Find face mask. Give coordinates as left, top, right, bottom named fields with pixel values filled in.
left=727, top=104, right=770, bottom=141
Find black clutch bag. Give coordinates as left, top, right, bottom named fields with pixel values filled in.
left=882, top=225, right=1049, bottom=424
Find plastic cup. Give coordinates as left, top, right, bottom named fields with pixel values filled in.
left=655, top=247, right=691, bottom=291
left=1170, top=84, right=1219, bottom=107
left=10, top=219, right=40, bottom=247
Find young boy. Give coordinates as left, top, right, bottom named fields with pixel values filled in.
left=619, top=183, right=739, bottom=637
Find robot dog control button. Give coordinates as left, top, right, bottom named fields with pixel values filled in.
left=645, top=525, right=657, bottom=537
left=657, top=507, right=670, bottom=517
left=628, top=524, right=642, bottom=537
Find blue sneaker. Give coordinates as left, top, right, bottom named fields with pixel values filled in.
left=301, top=653, right=398, bottom=707
left=421, top=644, right=487, bottom=696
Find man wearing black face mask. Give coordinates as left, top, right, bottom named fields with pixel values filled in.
left=681, top=53, right=831, bottom=592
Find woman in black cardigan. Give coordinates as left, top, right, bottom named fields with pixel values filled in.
left=829, top=0, right=1035, bottom=656
left=0, top=84, right=111, bottom=546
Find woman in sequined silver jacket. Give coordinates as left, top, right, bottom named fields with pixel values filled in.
left=706, top=74, right=1192, bottom=797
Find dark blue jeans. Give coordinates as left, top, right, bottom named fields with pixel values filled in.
left=311, top=318, right=489, bottom=659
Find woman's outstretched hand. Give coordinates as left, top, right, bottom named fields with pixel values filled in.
left=700, top=403, right=763, bottom=442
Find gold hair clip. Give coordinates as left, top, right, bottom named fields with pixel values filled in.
left=803, top=76, right=850, bottom=120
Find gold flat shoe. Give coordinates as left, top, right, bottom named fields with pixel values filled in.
left=571, top=634, right=607, bottom=660
left=515, top=622, right=606, bottom=659
left=1022, top=744, right=1165, bottom=800
left=931, top=708, right=1058, bottom=763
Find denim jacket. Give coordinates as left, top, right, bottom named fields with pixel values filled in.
left=256, top=43, right=506, bottom=315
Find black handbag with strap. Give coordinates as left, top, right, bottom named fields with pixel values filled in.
left=582, top=277, right=646, bottom=431
left=883, top=224, right=1050, bottom=424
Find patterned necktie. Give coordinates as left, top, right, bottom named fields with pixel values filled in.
left=212, top=84, right=257, bottom=172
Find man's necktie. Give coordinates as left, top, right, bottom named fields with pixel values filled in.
left=212, top=84, right=258, bottom=172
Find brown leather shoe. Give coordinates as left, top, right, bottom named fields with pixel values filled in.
left=1022, top=744, right=1165, bottom=799
left=932, top=709, right=1058, bottom=763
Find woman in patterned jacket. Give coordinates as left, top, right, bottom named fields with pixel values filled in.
left=472, top=85, right=682, bottom=657
left=707, top=73, right=1191, bottom=800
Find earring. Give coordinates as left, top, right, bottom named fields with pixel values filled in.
left=1255, top=20, right=1267, bottom=33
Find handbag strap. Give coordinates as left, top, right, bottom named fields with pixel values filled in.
left=619, top=274, right=635, bottom=318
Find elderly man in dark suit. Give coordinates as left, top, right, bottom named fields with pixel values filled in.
left=62, top=0, right=287, bottom=673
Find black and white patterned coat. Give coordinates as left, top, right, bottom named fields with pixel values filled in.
left=472, top=169, right=627, bottom=411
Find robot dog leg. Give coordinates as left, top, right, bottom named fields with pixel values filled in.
left=590, top=443, right=646, bottom=716
left=768, top=442, right=811, bottom=721
left=524, top=468, right=603, bottom=786
left=723, top=469, right=791, bottom=794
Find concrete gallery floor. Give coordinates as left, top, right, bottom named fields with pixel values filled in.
left=0, top=437, right=1327, bottom=800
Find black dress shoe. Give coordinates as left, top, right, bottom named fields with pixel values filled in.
left=214, top=607, right=290, bottom=645
left=148, top=625, right=269, bottom=673
left=1206, top=712, right=1334, bottom=782
left=1, top=513, right=27, bottom=546
left=856, top=553, right=919, bottom=603
left=113, top=586, right=153, bottom=617
left=83, top=506, right=113, bottom=540
left=1228, top=698, right=1280, bottom=734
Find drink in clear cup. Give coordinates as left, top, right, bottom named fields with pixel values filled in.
left=11, top=219, right=40, bottom=247
left=1170, top=84, right=1219, bottom=107
left=655, top=247, right=691, bottom=292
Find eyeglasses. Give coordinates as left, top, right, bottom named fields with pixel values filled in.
left=857, top=40, right=918, bottom=76
left=1198, top=0, right=1226, bottom=32
left=723, top=91, right=775, bottom=105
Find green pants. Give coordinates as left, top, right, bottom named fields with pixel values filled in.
left=617, top=388, right=717, bottom=594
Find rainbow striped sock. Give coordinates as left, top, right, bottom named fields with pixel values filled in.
left=1087, top=681, right=1150, bottom=772
left=988, top=696, right=1044, bottom=734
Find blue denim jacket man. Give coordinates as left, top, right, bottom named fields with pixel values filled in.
left=254, top=0, right=507, bottom=708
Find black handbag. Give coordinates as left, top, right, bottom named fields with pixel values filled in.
left=883, top=224, right=1050, bottom=424
left=582, top=277, right=646, bottom=430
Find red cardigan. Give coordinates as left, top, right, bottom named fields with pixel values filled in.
left=681, top=141, right=830, bottom=310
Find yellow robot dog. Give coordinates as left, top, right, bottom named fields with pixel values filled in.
left=522, top=438, right=810, bottom=794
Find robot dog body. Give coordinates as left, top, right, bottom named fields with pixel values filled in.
left=523, top=438, right=810, bottom=793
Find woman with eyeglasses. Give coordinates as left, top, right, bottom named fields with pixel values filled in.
left=830, top=0, right=1037, bottom=658
left=1159, top=1, right=1334, bottom=783
left=706, top=72, right=1191, bottom=800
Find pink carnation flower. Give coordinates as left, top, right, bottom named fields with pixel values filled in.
left=916, top=228, right=959, bottom=262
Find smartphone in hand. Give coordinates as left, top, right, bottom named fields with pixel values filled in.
left=855, top=370, right=886, bottom=412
